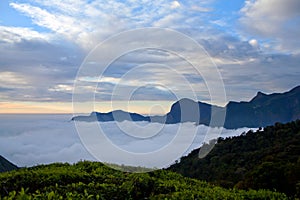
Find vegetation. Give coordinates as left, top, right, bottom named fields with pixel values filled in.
left=169, top=120, right=300, bottom=198
left=0, top=161, right=287, bottom=199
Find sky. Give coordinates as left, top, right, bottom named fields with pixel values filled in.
left=0, top=0, right=300, bottom=114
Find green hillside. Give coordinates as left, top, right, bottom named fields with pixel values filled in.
left=168, top=120, right=300, bottom=198
left=0, top=161, right=287, bottom=199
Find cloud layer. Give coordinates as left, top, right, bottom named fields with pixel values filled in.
left=0, top=114, right=252, bottom=168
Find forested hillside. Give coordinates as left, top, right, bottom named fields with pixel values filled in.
left=0, top=161, right=287, bottom=199
left=168, top=120, right=300, bottom=197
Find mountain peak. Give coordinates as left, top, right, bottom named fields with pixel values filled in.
left=257, top=91, right=266, bottom=96
left=250, top=91, right=267, bottom=103
left=177, top=98, right=197, bottom=104
left=289, top=85, right=300, bottom=93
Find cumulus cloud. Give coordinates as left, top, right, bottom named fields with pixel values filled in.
left=170, top=1, right=181, bottom=9
left=240, top=0, right=300, bottom=52
left=0, top=114, right=252, bottom=168
left=248, top=39, right=259, bottom=48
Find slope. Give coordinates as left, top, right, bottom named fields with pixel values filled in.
left=0, top=161, right=287, bottom=199
left=168, top=120, right=300, bottom=197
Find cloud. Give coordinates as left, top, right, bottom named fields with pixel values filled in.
left=0, top=114, right=253, bottom=168
left=217, top=53, right=300, bottom=102
left=170, top=1, right=181, bottom=9
left=190, top=5, right=212, bottom=12
left=0, top=71, right=29, bottom=87
left=9, top=0, right=215, bottom=49
left=0, top=26, right=51, bottom=43
left=48, top=84, right=74, bottom=92
left=199, top=36, right=260, bottom=59
left=0, top=114, right=95, bottom=166
left=75, top=52, right=211, bottom=102
left=0, top=0, right=298, bottom=108
left=0, top=29, right=83, bottom=102
left=248, top=39, right=259, bottom=48
left=239, top=0, right=300, bottom=53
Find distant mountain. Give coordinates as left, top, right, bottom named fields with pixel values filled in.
left=162, top=98, right=224, bottom=127
left=72, top=110, right=150, bottom=122
left=0, top=155, right=18, bottom=173
left=72, top=85, right=300, bottom=128
left=163, top=86, right=300, bottom=128
left=224, top=85, right=300, bottom=128
left=168, top=120, right=300, bottom=197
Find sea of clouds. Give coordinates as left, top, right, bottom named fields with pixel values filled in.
left=0, top=114, right=254, bottom=168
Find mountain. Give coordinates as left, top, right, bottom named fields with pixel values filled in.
left=162, top=86, right=300, bottom=128
left=168, top=120, right=300, bottom=197
left=166, top=98, right=216, bottom=124
left=72, top=85, right=300, bottom=128
left=224, top=85, right=300, bottom=128
left=0, top=155, right=18, bottom=173
left=72, top=110, right=150, bottom=122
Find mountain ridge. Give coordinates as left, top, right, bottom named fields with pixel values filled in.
left=72, top=85, right=300, bottom=128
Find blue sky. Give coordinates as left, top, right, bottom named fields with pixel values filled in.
left=0, top=0, right=300, bottom=113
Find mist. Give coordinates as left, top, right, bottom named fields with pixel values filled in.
left=0, top=114, right=253, bottom=168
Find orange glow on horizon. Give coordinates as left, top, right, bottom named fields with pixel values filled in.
left=0, top=101, right=173, bottom=115
left=0, top=102, right=71, bottom=114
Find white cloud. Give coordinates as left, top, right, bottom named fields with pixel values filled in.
left=240, top=0, right=300, bottom=52
left=153, top=13, right=182, bottom=27
left=171, top=1, right=181, bottom=9
left=0, top=26, right=50, bottom=43
left=0, top=71, right=31, bottom=89
left=191, top=5, right=212, bottom=12
left=0, top=114, right=95, bottom=166
left=0, top=71, right=28, bottom=84
left=0, top=114, right=252, bottom=168
left=8, top=0, right=214, bottom=49
left=248, top=39, right=259, bottom=48
left=10, top=3, right=84, bottom=41
left=48, top=84, right=73, bottom=92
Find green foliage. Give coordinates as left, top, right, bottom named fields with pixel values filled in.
left=0, top=161, right=287, bottom=199
left=168, top=120, right=300, bottom=198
